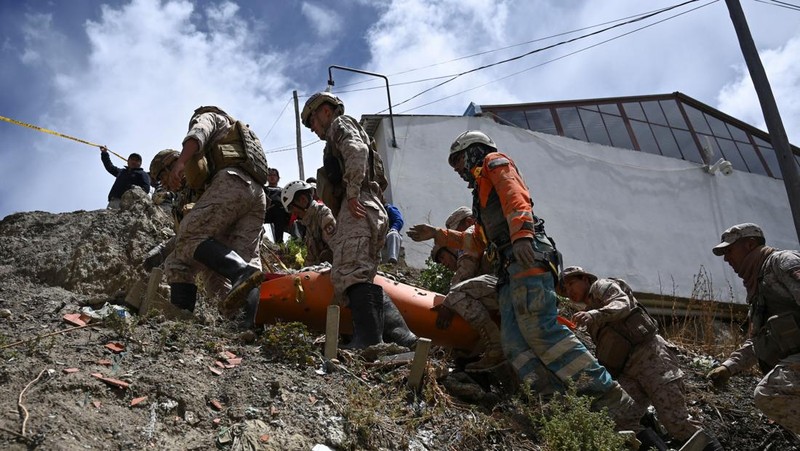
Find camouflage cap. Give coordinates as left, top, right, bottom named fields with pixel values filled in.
left=712, top=223, right=764, bottom=256
left=559, top=266, right=598, bottom=284
left=445, top=206, right=473, bottom=230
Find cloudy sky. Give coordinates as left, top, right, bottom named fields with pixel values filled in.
left=0, top=0, right=798, bottom=218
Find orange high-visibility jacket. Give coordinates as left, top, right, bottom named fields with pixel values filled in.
left=472, top=152, right=535, bottom=246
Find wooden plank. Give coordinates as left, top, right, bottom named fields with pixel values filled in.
left=324, top=305, right=340, bottom=360
left=141, top=267, right=163, bottom=316
left=407, top=338, right=432, bottom=390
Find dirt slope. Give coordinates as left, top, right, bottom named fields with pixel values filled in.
left=0, top=192, right=798, bottom=450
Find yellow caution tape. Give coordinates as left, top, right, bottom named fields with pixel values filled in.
left=0, top=114, right=126, bottom=161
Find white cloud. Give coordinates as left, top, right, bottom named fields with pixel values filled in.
left=717, top=34, right=800, bottom=145
left=2, top=0, right=800, bottom=218
left=301, top=2, right=342, bottom=38
left=1, top=0, right=307, bottom=216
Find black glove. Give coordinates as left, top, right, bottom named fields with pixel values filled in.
left=143, top=242, right=168, bottom=271
left=512, top=238, right=536, bottom=268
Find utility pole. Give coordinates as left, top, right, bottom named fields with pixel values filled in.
left=293, top=90, right=305, bottom=180
left=725, top=0, right=800, bottom=241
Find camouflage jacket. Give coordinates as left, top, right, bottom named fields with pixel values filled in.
left=300, top=201, right=336, bottom=265
left=723, top=250, right=800, bottom=374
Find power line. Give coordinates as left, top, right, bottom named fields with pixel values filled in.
left=753, top=0, right=800, bottom=11
left=770, top=0, right=800, bottom=10
left=401, top=0, right=719, bottom=113
left=333, top=4, right=704, bottom=92
left=264, top=138, right=322, bottom=154
left=262, top=97, right=293, bottom=141
left=382, top=0, right=704, bottom=114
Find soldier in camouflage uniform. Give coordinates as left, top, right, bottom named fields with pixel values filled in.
left=560, top=266, right=711, bottom=446
left=165, top=106, right=268, bottom=324
left=410, top=206, right=505, bottom=372
left=301, top=92, right=415, bottom=349
left=281, top=180, right=335, bottom=265
left=707, top=223, right=800, bottom=435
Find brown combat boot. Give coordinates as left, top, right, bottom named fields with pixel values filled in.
left=465, top=318, right=505, bottom=372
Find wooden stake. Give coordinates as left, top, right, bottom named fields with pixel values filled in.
left=141, top=267, right=163, bottom=316
left=324, top=305, right=340, bottom=360
left=408, top=338, right=432, bottom=390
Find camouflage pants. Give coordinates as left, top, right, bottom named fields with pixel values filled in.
left=329, top=189, right=387, bottom=305
left=165, top=168, right=266, bottom=301
left=444, top=274, right=499, bottom=345
left=618, top=336, right=700, bottom=441
left=754, top=352, right=800, bottom=434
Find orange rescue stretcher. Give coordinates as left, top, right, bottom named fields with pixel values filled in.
left=255, top=270, right=480, bottom=349
left=255, top=270, right=577, bottom=351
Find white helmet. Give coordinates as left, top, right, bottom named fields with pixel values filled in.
left=448, top=130, right=496, bottom=165
left=281, top=180, right=314, bottom=212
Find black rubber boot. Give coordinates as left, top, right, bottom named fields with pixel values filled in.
left=193, top=239, right=262, bottom=312
left=240, top=286, right=260, bottom=329
left=342, top=283, right=384, bottom=349
left=381, top=290, right=417, bottom=348
left=637, top=427, right=669, bottom=451
left=170, top=283, right=197, bottom=312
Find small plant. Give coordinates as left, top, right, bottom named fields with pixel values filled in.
left=534, top=385, right=625, bottom=451
left=279, top=239, right=307, bottom=269
left=417, top=258, right=454, bottom=294
left=104, top=309, right=138, bottom=338
left=260, top=321, right=315, bottom=366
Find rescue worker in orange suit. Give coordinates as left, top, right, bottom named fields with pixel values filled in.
left=409, top=130, right=640, bottom=432
left=561, top=267, right=722, bottom=450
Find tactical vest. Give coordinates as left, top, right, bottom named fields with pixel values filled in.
left=590, top=279, right=659, bottom=377
left=184, top=107, right=269, bottom=189
left=751, top=269, right=800, bottom=372
left=473, top=177, right=560, bottom=280
left=316, top=115, right=387, bottom=215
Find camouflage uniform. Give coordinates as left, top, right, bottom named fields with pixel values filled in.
left=164, top=111, right=266, bottom=301
left=719, top=250, right=800, bottom=434
left=323, top=115, right=388, bottom=304
left=300, top=200, right=336, bottom=265
left=436, top=226, right=501, bottom=361
left=585, top=278, right=701, bottom=441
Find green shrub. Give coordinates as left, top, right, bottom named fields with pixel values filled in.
left=417, top=258, right=454, bottom=294
left=261, top=321, right=315, bottom=366
left=281, top=239, right=307, bottom=269
left=536, top=386, right=625, bottom=451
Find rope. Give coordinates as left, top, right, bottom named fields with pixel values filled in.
left=0, top=114, right=126, bottom=161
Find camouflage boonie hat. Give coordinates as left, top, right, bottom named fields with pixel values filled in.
left=559, top=266, right=598, bottom=284
left=445, top=206, right=472, bottom=230
left=712, top=223, right=764, bottom=256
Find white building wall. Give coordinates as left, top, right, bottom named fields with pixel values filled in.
left=373, top=115, right=798, bottom=304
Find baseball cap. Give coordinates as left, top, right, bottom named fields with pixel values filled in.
left=712, top=223, right=764, bottom=256
left=559, top=266, right=598, bottom=284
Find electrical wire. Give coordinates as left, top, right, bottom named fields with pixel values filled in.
left=753, top=0, right=800, bottom=11
left=398, top=0, right=718, bottom=114
left=264, top=138, right=322, bottom=154
left=770, top=0, right=800, bottom=10
left=381, top=0, right=703, bottom=114
left=262, top=97, right=293, bottom=141
left=332, top=3, right=704, bottom=91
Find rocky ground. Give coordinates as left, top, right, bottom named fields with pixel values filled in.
left=0, top=192, right=798, bottom=450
